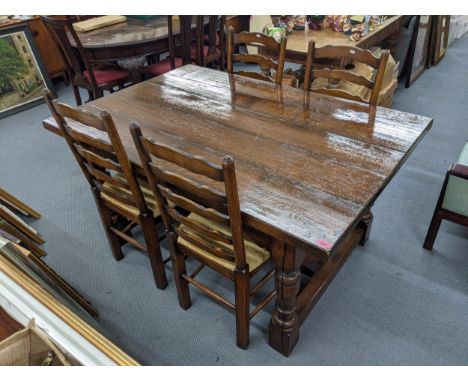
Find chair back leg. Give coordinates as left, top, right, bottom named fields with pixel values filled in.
left=140, top=213, right=168, bottom=289
left=169, top=232, right=192, bottom=310
left=92, top=189, right=124, bottom=261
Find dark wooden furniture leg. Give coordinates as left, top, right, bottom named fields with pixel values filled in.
left=268, top=240, right=304, bottom=356
left=139, top=212, right=168, bottom=290
left=358, top=209, right=374, bottom=245
left=234, top=268, right=250, bottom=349
left=92, top=188, right=124, bottom=261
left=169, top=230, right=192, bottom=310
left=269, top=226, right=364, bottom=356
left=423, top=172, right=450, bottom=250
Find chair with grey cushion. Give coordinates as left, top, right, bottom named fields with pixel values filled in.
left=423, top=141, right=468, bottom=250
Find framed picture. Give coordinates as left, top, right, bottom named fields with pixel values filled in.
left=0, top=236, right=97, bottom=320
left=0, top=24, right=54, bottom=119
left=432, top=16, right=450, bottom=65
left=405, top=16, right=432, bottom=88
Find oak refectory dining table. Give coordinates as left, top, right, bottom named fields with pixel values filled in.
left=42, top=65, right=432, bottom=356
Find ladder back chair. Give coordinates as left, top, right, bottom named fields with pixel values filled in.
left=423, top=141, right=468, bottom=250
left=130, top=124, right=276, bottom=349
left=43, top=90, right=168, bottom=290
left=303, top=40, right=389, bottom=107
left=191, top=16, right=226, bottom=69
left=41, top=16, right=131, bottom=106
left=226, top=26, right=287, bottom=84
left=142, top=15, right=193, bottom=78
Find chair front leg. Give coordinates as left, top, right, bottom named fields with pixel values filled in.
left=423, top=209, right=443, bottom=250
left=423, top=171, right=450, bottom=250
left=234, top=267, right=250, bottom=349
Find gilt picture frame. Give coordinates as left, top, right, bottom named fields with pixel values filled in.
left=0, top=24, right=53, bottom=119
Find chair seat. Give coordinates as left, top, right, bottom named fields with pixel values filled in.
left=142, top=57, right=183, bottom=77
left=190, top=43, right=211, bottom=60
left=442, top=142, right=468, bottom=217
left=101, top=173, right=160, bottom=217
left=177, top=213, right=270, bottom=272
left=204, top=34, right=220, bottom=45
left=83, top=68, right=129, bottom=86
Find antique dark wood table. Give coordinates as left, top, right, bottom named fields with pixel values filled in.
left=42, top=65, right=432, bottom=355
left=73, top=16, right=230, bottom=62
left=73, top=16, right=176, bottom=62
left=283, top=15, right=403, bottom=64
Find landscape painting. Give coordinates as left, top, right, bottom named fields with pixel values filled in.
left=0, top=24, right=53, bottom=119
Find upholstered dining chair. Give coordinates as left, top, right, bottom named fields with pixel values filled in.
left=226, top=26, right=287, bottom=84
left=303, top=40, right=389, bottom=107
left=43, top=90, right=168, bottom=290
left=41, top=16, right=131, bottom=106
left=190, top=16, right=226, bottom=69
left=130, top=123, right=276, bottom=349
left=423, top=141, right=468, bottom=250
left=141, top=16, right=193, bottom=78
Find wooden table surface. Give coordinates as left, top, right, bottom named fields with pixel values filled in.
left=75, top=16, right=174, bottom=49
left=73, top=16, right=226, bottom=62
left=284, top=16, right=403, bottom=63
left=43, top=65, right=432, bottom=255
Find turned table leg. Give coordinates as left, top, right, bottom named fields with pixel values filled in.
left=268, top=240, right=305, bottom=356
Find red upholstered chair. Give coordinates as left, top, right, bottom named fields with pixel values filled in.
left=41, top=16, right=132, bottom=106
left=141, top=16, right=192, bottom=78
left=190, top=16, right=226, bottom=69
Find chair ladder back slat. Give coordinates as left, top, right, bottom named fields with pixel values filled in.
left=143, top=139, right=224, bottom=181
left=313, top=68, right=375, bottom=89
left=314, top=45, right=381, bottom=68
left=234, top=71, right=276, bottom=83
left=68, top=129, right=114, bottom=153
left=74, top=145, right=122, bottom=172
left=83, top=162, right=126, bottom=190
left=233, top=31, right=281, bottom=51
left=232, top=54, right=278, bottom=71
left=227, top=27, right=287, bottom=85
left=53, top=101, right=103, bottom=130
left=158, top=185, right=230, bottom=225
left=151, top=164, right=227, bottom=210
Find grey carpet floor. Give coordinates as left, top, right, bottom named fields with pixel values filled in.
left=1, top=36, right=467, bottom=365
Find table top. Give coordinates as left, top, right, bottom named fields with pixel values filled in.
left=43, top=65, right=432, bottom=254
left=286, top=16, right=403, bottom=52
left=74, top=16, right=174, bottom=49
left=75, top=15, right=219, bottom=49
